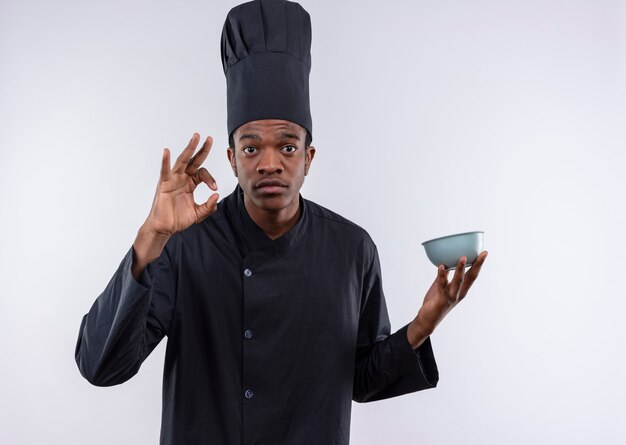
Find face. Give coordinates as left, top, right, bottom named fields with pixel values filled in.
left=227, top=119, right=315, bottom=215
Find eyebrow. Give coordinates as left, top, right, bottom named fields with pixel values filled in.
left=280, top=133, right=300, bottom=141
left=238, top=132, right=301, bottom=142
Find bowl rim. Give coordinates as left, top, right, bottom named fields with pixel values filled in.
left=421, top=231, right=484, bottom=246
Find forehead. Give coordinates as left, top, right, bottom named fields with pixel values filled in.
left=235, top=119, right=305, bottom=139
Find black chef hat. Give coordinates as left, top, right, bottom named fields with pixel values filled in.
left=221, top=0, right=312, bottom=140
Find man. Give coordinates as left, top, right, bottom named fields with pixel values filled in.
left=75, top=0, right=488, bottom=444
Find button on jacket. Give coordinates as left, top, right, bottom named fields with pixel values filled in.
left=75, top=186, right=439, bottom=445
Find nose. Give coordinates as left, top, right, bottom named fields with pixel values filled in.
left=257, top=148, right=283, bottom=175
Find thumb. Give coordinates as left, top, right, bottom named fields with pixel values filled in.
left=195, top=193, right=220, bottom=222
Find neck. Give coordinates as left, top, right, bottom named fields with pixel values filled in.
left=243, top=195, right=301, bottom=240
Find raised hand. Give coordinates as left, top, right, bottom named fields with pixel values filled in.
left=144, top=133, right=219, bottom=237
left=406, top=251, right=488, bottom=348
left=131, top=134, right=219, bottom=279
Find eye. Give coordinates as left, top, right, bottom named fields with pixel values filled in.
left=281, top=145, right=298, bottom=154
left=242, top=146, right=257, bottom=154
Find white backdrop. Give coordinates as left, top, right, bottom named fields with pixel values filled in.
left=1, top=0, right=625, bottom=443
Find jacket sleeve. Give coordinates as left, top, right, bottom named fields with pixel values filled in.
left=352, top=246, right=439, bottom=403
left=75, top=245, right=176, bottom=387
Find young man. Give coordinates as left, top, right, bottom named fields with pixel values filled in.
left=75, top=1, right=487, bottom=444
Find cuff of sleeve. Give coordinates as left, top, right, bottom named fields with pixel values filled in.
left=393, top=324, right=439, bottom=388
left=128, top=246, right=153, bottom=289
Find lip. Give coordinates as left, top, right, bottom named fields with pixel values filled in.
left=254, top=179, right=288, bottom=195
left=255, top=179, right=288, bottom=189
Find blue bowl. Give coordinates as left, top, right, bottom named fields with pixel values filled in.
left=422, top=231, right=484, bottom=270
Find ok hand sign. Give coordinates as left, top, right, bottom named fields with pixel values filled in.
left=144, top=133, right=219, bottom=238
left=131, top=134, right=219, bottom=280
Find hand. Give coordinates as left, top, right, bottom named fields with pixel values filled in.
left=143, top=133, right=219, bottom=238
left=131, top=134, right=219, bottom=280
left=407, top=251, right=488, bottom=348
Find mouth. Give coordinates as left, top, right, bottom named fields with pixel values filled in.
left=255, top=179, right=288, bottom=194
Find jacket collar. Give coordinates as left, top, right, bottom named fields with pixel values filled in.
left=227, top=185, right=309, bottom=261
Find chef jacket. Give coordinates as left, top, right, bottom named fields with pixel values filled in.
left=75, top=186, right=439, bottom=445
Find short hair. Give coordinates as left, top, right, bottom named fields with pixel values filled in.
left=228, top=129, right=312, bottom=149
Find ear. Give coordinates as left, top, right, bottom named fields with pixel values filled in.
left=304, top=146, right=316, bottom=176
left=227, top=148, right=238, bottom=177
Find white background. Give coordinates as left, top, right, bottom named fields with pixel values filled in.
left=1, top=0, right=625, bottom=443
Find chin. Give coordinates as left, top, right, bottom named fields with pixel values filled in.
left=254, top=195, right=296, bottom=212
left=259, top=198, right=293, bottom=212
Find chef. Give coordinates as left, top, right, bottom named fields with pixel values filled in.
left=75, top=0, right=488, bottom=444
